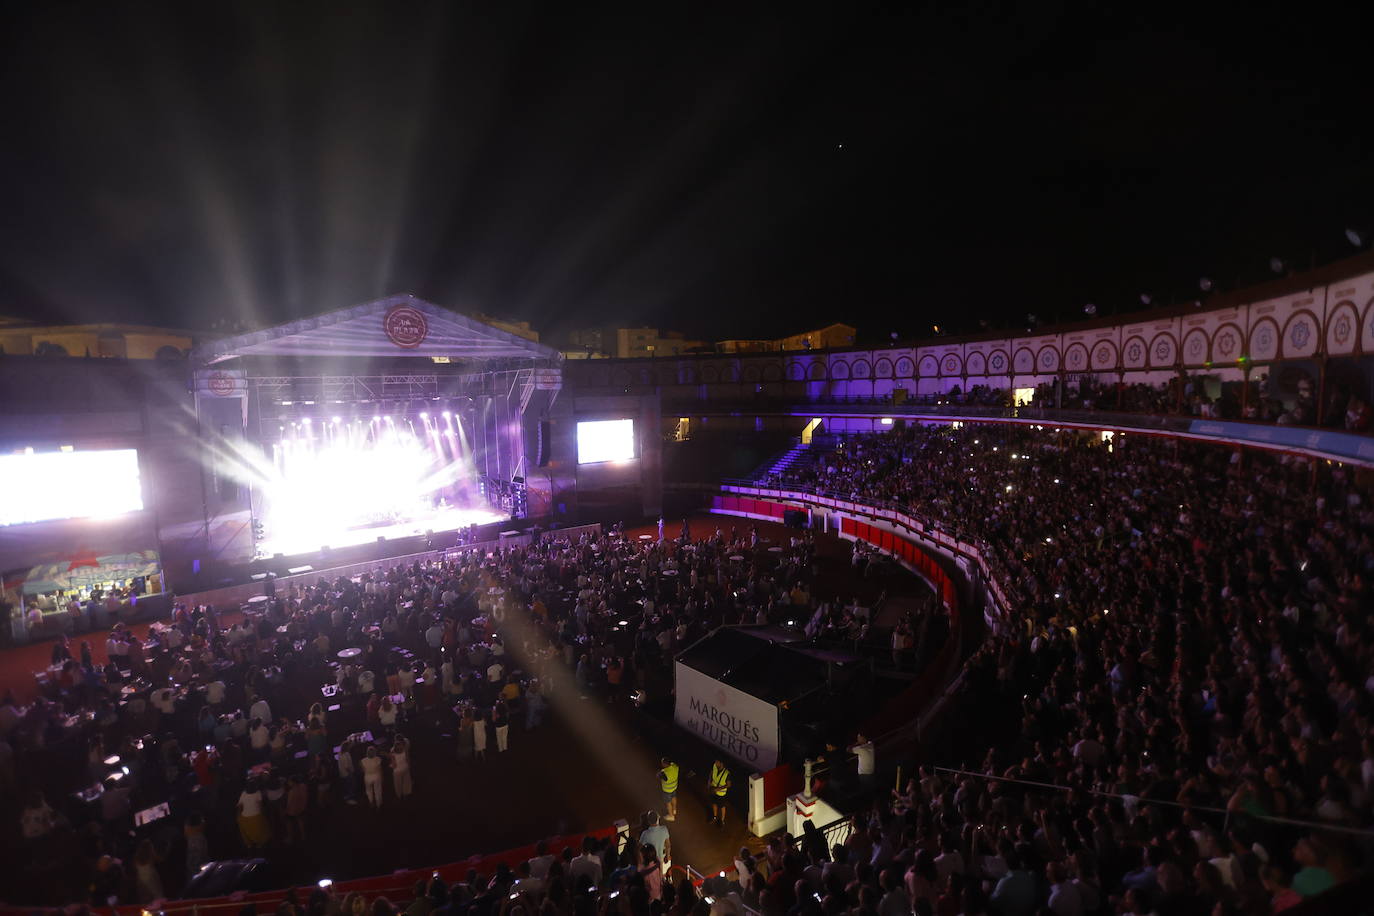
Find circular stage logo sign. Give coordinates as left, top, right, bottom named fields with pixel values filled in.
left=207, top=371, right=237, bottom=396
left=384, top=305, right=429, bottom=349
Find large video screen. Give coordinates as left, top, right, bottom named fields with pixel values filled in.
left=0, top=449, right=144, bottom=526
left=576, top=419, right=636, bottom=464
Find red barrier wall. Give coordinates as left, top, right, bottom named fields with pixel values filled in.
left=839, top=516, right=962, bottom=737
left=0, top=827, right=619, bottom=916
left=710, top=494, right=795, bottom=520
left=761, top=761, right=802, bottom=811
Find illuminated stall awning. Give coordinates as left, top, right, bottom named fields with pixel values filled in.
left=5, top=550, right=161, bottom=595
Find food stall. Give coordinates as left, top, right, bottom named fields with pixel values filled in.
left=3, top=550, right=165, bottom=642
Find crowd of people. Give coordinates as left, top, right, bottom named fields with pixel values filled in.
left=7, top=414, right=1374, bottom=915
left=2, top=516, right=912, bottom=907
left=842, top=374, right=1374, bottom=433
left=771, top=424, right=1372, bottom=914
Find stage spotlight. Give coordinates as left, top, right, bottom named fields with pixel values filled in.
left=442, top=411, right=451, bottom=418
left=1199, top=277, right=1213, bottom=292
left=1083, top=303, right=1097, bottom=316
left=1269, top=257, right=1286, bottom=274
left=1140, top=293, right=1152, bottom=305
left=332, top=416, right=341, bottom=423
left=1346, top=227, right=1366, bottom=248
left=419, top=412, right=428, bottom=420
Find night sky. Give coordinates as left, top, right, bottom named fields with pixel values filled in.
left=0, top=3, right=1370, bottom=343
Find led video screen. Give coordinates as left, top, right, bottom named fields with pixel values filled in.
left=0, top=449, right=144, bottom=526
left=576, top=419, right=636, bottom=464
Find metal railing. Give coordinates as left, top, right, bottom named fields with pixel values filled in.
left=789, top=814, right=855, bottom=853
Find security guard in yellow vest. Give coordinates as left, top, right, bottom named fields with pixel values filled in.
left=658, top=757, right=679, bottom=821
left=709, top=758, right=731, bottom=826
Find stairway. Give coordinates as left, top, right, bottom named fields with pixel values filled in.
left=751, top=441, right=817, bottom=482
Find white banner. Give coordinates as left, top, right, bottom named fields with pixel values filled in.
left=674, top=660, right=779, bottom=772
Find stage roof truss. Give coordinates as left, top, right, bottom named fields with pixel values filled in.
left=193, top=294, right=562, bottom=365
left=249, top=367, right=558, bottom=404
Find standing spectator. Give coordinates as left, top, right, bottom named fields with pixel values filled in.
left=849, top=734, right=876, bottom=793
left=569, top=837, right=603, bottom=888
left=1291, top=837, right=1336, bottom=898
left=338, top=740, right=359, bottom=805
left=457, top=706, right=475, bottom=761
left=473, top=708, right=489, bottom=761
left=361, top=746, right=385, bottom=809
left=524, top=681, right=547, bottom=730
left=285, top=775, right=309, bottom=844
left=133, top=839, right=165, bottom=904
left=378, top=695, right=399, bottom=733
left=640, top=844, right=664, bottom=900
left=391, top=736, right=413, bottom=799
left=184, top=812, right=209, bottom=875
left=1262, top=863, right=1303, bottom=913
left=878, top=867, right=910, bottom=916
left=1044, top=862, right=1081, bottom=916
left=639, top=811, right=670, bottom=873
left=237, top=778, right=271, bottom=849
left=20, top=791, right=55, bottom=842
left=493, top=700, right=510, bottom=753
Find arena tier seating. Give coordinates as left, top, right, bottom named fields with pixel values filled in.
left=761, top=423, right=1372, bottom=913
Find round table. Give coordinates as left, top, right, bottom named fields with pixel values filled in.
left=337, top=647, right=363, bottom=660
left=247, top=595, right=270, bottom=605
left=729, top=555, right=745, bottom=562
left=768, top=546, right=784, bottom=553
left=638, top=534, right=653, bottom=540
left=663, top=569, right=678, bottom=576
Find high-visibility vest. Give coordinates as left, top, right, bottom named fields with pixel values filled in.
left=659, top=763, right=679, bottom=793
left=711, top=763, right=730, bottom=796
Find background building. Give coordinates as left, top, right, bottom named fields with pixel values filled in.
left=475, top=314, right=540, bottom=343
left=614, top=327, right=707, bottom=358
left=0, top=318, right=195, bottom=360
left=776, top=323, right=857, bottom=351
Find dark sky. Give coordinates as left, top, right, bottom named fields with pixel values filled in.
left=0, top=3, right=1370, bottom=342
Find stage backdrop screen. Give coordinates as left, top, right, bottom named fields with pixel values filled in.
left=674, top=660, right=780, bottom=771
left=576, top=418, right=636, bottom=464
left=0, top=449, right=144, bottom=527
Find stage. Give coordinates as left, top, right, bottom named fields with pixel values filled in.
left=254, top=503, right=508, bottom=557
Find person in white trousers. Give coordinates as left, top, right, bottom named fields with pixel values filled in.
left=361, top=745, right=384, bottom=808
left=473, top=709, right=488, bottom=760
left=391, top=736, right=412, bottom=798
left=494, top=700, right=510, bottom=753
